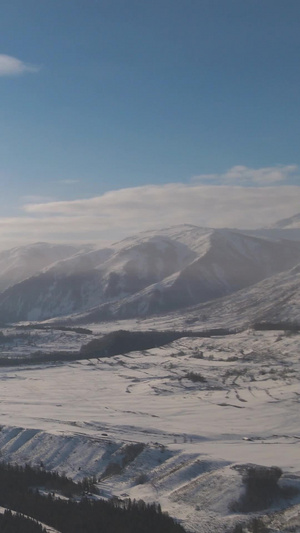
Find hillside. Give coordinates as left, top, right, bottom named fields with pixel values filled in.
left=87, top=263, right=300, bottom=334
left=0, top=242, right=84, bottom=293
left=172, top=263, right=300, bottom=331
left=1, top=226, right=300, bottom=323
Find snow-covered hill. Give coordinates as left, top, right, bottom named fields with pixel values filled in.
left=0, top=242, right=87, bottom=293
left=1, top=225, right=300, bottom=323
left=88, top=263, right=300, bottom=334
left=184, top=262, right=300, bottom=329
left=96, top=229, right=300, bottom=320
left=0, top=226, right=203, bottom=322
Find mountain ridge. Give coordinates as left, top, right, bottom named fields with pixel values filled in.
left=1, top=225, right=300, bottom=324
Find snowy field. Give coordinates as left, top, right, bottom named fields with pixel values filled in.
left=0, top=326, right=92, bottom=357
left=0, top=327, right=299, bottom=531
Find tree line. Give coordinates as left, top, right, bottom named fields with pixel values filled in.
left=0, top=462, right=186, bottom=533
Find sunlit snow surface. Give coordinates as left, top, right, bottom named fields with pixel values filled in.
left=0, top=328, right=299, bottom=531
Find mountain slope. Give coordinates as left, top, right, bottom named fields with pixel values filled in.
left=72, top=229, right=300, bottom=322
left=0, top=226, right=208, bottom=322
left=1, top=225, right=300, bottom=324
left=189, top=262, right=300, bottom=329
left=135, top=263, right=300, bottom=332
left=0, top=242, right=85, bottom=293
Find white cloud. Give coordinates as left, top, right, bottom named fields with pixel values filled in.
left=23, top=181, right=300, bottom=227
left=0, top=54, right=39, bottom=76
left=192, top=164, right=298, bottom=185
left=0, top=166, right=299, bottom=249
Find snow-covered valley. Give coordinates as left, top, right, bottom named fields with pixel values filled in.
left=0, top=327, right=299, bottom=532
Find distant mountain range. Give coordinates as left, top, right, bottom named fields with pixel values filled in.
left=0, top=216, right=300, bottom=325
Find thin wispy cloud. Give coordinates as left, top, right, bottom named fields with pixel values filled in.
left=23, top=183, right=300, bottom=228
left=1, top=166, right=299, bottom=249
left=0, top=54, right=39, bottom=76
left=192, top=165, right=298, bottom=185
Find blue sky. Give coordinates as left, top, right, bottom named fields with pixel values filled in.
left=1, top=0, right=300, bottom=247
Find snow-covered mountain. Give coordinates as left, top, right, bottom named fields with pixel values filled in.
left=0, top=225, right=204, bottom=322
left=0, top=242, right=86, bottom=293
left=162, top=262, right=300, bottom=331
left=96, top=229, right=300, bottom=320
left=1, top=225, right=300, bottom=324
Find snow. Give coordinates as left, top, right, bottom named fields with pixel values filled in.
left=0, top=225, right=299, bottom=531
left=0, top=242, right=83, bottom=293
left=58, top=227, right=300, bottom=323
left=0, top=329, right=299, bottom=532
left=0, top=326, right=91, bottom=358
left=3, top=225, right=300, bottom=324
